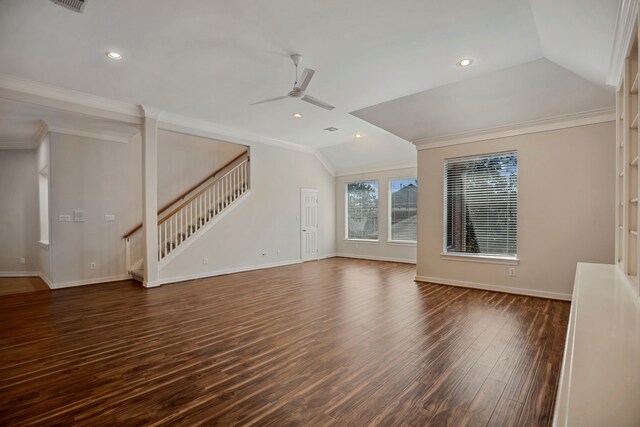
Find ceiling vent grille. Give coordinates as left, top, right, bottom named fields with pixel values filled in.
left=324, top=127, right=339, bottom=132
left=50, top=0, right=87, bottom=13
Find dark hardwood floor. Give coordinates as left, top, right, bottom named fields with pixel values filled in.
left=0, top=258, right=569, bottom=426
left=0, top=276, right=49, bottom=296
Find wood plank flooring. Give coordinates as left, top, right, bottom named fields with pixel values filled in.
left=0, top=258, right=570, bottom=426
left=0, top=276, right=49, bottom=296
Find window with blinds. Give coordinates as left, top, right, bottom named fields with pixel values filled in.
left=346, top=181, right=379, bottom=240
left=390, top=178, right=417, bottom=242
left=444, top=151, right=518, bottom=257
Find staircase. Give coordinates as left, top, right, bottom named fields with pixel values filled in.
left=124, top=151, right=250, bottom=282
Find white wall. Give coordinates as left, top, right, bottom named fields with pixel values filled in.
left=157, top=130, right=246, bottom=210
left=49, top=132, right=142, bottom=286
left=159, top=142, right=336, bottom=282
left=335, top=167, right=417, bottom=263
left=416, top=122, right=615, bottom=299
left=0, top=149, right=39, bottom=273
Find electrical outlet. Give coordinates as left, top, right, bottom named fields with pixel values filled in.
left=19, top=257, right=25, bottom=265
left=508, top=267, right=516, bottom=277
left=90, top=262, right=96, bottom=270
left=59, top=214, right=71, bottom=222
left=202, top=257, right=208, bottom=265
left=276, top=249, right=281, bottom=256
left=104, top=214, right=115, bottom=221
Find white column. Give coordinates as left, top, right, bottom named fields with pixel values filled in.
left=141, top=108, right=159, bottom=286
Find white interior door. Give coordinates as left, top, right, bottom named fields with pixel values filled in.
left=301, top=189, right=319, bottom=261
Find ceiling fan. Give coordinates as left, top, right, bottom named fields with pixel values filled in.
left=250, top=54, right=335, bottom=111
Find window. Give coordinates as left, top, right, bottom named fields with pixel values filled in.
left=346, top=181, right=379, bottom=240
left=444, top=151, right=517, bottom=257
left=389, top=178, right=417, bottom=242
left=38, top=166, right=49, bottom=244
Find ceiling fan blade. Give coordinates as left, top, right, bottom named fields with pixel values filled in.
left=301, top=94, right=335, bottom=111
left=249, top=95, right=288, bottom=105
left=297, top=68, right=315, bottom=91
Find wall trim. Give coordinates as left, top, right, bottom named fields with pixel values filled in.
left=48, top=125, right=133, bottom=144
left=607, top=0, right=639, bottom=87
left=413, top=108, right=616, bottom=150
left=49, top=274, right=131, bottom=289
left=0, top=271, right=41, bottom=277
left=335, top=253, right=416, bottom=264
left=155, top=259, right=305, bottom=287
left=0, top=73, right=143, bottom=117
left=335, top=163, right=417, bottom=177
left=414, top=275, right=572, bottom=301
left=38, top=272, right=53, bottom=288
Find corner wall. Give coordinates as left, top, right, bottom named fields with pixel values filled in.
left=416, top=122, right=615, bottom=299
left=0, top=149, right=39, bottom=273
left=335, top=167, right=417, bottom=263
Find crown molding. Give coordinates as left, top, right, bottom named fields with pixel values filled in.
left=33, top=120, right=49, bottom=147
left=0, top=73, right=143, bottom=119
left=0, top=142, right=36, bottom=149
left=335, top=163, right=417, bottom=177
left=157, top=111, right=315, bottom=154
left=48, top=125, right=132, bottom=144
left=312, top=150, right=336, bottom=176
left=607, top=0, right=638, bottom=87
left=413, top=107, right=616, bottom=150
left=141, top=105, right=161, bottom=120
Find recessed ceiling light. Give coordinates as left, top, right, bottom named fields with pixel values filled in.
left=292, top=113, right=303, bottom=118
left=355, top=133, right=363, bottom=138
left=106, top=51, right=123, bottom=60
left=457, top=58, right=473, bottom=67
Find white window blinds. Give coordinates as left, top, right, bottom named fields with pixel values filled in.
left=444, top=151, right=518, bottom=257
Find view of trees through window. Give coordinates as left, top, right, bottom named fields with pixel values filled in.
left=347, top=181, right=379, bottom=240
left=445, top=152, right=518, bottom=256
left=390, top=178, right=417, bottom=241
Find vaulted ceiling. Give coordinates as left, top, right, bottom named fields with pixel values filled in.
left=0, top=0, right=621, bottom=173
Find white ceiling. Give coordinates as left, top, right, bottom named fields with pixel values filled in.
left=0, top=0, right=621, bottom=171
left=352, top=58, right=615, bottom=142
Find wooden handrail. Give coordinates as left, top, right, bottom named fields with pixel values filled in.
left=158, top=157, right=248, bottom=226
left=123, top=150, right=249, bottom=238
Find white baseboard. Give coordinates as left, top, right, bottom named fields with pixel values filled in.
left=0, top=271, right=41, bottom=277
left=414, top=275, right=572, bottom=301
left=335, top=253, right=416, bottom=264
left=49, top=274, right=131, bottom=289
left=156, top=259, right=305, bottom=287
left=38, top=272, right=53, bottom=288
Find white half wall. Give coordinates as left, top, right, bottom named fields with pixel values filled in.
left=416, top=121, right=615, bottom=299
left=0, top=149, right=38, bottom=272
left=49, top=132, right=142, bottom=284
left=159, top=142, right=336, bottom=282
left=335, top=166, right=417, bottom=263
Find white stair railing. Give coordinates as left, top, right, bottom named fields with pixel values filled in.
left=157, top=158, right=250, bottom=261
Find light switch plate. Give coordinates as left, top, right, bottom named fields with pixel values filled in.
left=74, top=210, right=85, bottom=222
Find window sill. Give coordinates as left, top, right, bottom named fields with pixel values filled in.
left=344, top=239, right=379, bottom=244
left=386, top=240, right=417, bottom=246
left=38, top=241, right=50, bottom=249
left=440, top=253, right=519, bottom=265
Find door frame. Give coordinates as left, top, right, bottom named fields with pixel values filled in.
left=300, top=188, right=320, bottom=261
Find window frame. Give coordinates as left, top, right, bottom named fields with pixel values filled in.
left=442, top=150, right=518, bottom=261
left=388, top=177, right=418, bottom=244
left=344, top=179, right=380, bottom=242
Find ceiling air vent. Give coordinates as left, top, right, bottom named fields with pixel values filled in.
left=324, top=127, right=339, bottom=132
left=50, top=0, right=87, bottom=13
